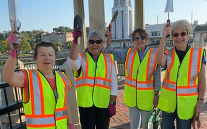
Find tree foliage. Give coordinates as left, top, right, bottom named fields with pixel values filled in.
left=0, top=38, right=9, bottom=54
left=54, top=42, right=63, bottom=51
left=53, top=26, right=72, bottom=33
left=19, top=34, right=32, bottom=52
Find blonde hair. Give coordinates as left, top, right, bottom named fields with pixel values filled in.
left=171, top=20, right=191, bottom=35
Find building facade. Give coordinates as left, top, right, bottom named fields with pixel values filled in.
left=112, top=0, right=133, bottom=39
left=41, top=32, right=73, bottom=47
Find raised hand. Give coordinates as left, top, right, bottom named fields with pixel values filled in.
left=72, top=28, right=82, bottom=44
left=162, top=22, right=171, bottom=38
left=8, top=32, right=22, bottom=58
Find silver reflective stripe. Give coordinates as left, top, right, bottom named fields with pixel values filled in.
left=95, top=79, right=111, bottom=87
left=76, top=78, right=94, bottom=86
left=81, top=53, right=87, bottom=76
left=104, top=54, right=112, bottom=79
left=166, top=48, right=174, bottom=80
left=190, top=48, right=200, bottom=85
left=126, top=48, right=136, bottom=77
left=147, top=48, right=157, bottom=80
left=57, top=71, right=70, bottom=91
left=162, top=80, right=176, bottom=90
left=125, top=78, right=136, bottom=87
left=55, top=110, right=67, bottom=118
left=26, top=117, right=55, bottom=125
left=136, top=83, right=153, bottom=88
left=31, top=70, right=42, bottom=115
left=177, top=87, right=198, bottom=94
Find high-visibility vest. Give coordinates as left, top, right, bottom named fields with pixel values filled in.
left=158, top=47, right=205, bottom=120
left=23, top=69, right=71, bottom=129
left=75, top=52, right=114, bottom=108
left=124, top=47, right=157, bottom=111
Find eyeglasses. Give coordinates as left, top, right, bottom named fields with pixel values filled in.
left=134, top=36, right=145, bottom=41
left=173, top=32, right=187, bottom=37
left=89, top=40, right=102, bottom=44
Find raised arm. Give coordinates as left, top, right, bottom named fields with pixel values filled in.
left=156, top=23, right=171, bottom=67
left=69, top=28, right=82, bottom=60
left=3, top=32, right=24, bottom=88
left=105, top=27, right=112, bottom=48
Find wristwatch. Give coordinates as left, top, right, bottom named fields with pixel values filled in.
left=110, top=102, right=116, bottom=105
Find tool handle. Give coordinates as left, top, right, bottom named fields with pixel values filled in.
left=105, top=23, right=112, bottom=37
left=166, top=19, right=170, bottom=38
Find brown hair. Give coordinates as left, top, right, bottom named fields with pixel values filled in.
left=34, top=42, right=56, bottom=60
left=131, top=28, right=149, bottom=42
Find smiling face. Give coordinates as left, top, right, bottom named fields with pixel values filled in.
left=133, top=32, right=147, bottom=51
left=35, top=46, right=56, bottom=72
left=172, top=28, right=189, bottom=51
left=88, top=35, right=103, bottom=56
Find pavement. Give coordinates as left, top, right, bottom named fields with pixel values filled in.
left=109, top=69, right=207, bottom=129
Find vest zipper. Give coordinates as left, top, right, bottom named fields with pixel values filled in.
left=54, top=72, right=57, bottom=129
left=92, top=62, right=97, bottom=105
left=175, top=65, right=181, bottom=110
left=136, top=69, right=139, bottom=106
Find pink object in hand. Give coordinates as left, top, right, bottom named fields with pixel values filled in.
left=8, top=32, right=21, bottom=58
left=69, top=123, right=75, bottom=129
left=108, top=104, right=116, bottom=117
left=72, top=28, right=82, bottom=44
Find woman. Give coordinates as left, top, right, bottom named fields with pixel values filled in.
left=3, top=32, right=75, bottom=129
left=156, top=20, right=206, bottom=129
left=106, top=28, right=161, bottom=129
left=68, top=29, right=118, bottom=129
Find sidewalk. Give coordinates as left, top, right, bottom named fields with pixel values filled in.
left=109, top=69, right=207, bottom=129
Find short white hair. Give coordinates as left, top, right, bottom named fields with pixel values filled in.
left=87, top=30, right=103, bottom=43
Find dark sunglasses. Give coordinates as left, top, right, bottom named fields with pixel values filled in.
left=89, top=40, right=102, bottom=44
left=173, top=32, right=187, bottom=37
left=134, top=36, right=145, bottom=41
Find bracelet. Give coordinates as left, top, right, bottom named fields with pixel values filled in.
left=197, top=98, right=204, bottom=101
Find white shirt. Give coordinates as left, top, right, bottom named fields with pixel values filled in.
left=67, top=54, right=118, bottom=96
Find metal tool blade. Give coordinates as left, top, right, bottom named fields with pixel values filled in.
left=8, top=0, right=21, bottom=32
left=110, top=10, right=118, bottom=23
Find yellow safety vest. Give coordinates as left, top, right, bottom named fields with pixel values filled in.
left=124, top=47, right=157, bottom=111
left=23, top=69, right=72, bottom=129
left=75, top=52, right=114, bottom=108
left=158, top=47, right=204, bottom=120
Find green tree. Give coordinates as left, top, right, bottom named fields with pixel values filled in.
left=65, top=41, right=73, bottom=48
left=0, top=38, right=9, bottom=54
left=20, top=35, right=32, bottom=52
left=55, top=42, right=63, bottom=51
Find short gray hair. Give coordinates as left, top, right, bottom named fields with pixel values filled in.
left=87, top=30, right=103, bottom=43
left=171, top=20, right=191, bottom=35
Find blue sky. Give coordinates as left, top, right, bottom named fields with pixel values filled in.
left=0, top=0, right=207, bottom=33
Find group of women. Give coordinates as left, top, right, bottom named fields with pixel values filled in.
left=3, top=19, right=206, bottom=129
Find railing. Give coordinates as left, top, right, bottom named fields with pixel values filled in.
left=115, top=61, right=125, bottom=77
left=0, top=83, right=26, bottom=129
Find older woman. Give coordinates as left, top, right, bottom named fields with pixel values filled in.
left=156, top=20, right=206, bottom=129
left=106, top=28, right=161, bottom=129
left=3, top=32, right=74, bottom=129
left=68, top=29, right=118, bottom=129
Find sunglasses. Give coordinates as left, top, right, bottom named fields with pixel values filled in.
left=89, top=40, right=102, bottom=44
left=173, top=32, right=187, bottom=37
left=134, top=36, right=145, bottom=41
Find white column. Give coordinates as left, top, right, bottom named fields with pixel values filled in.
left=88, top=0, right=106, bottom=43
left=73, top=0, right=87, bottom=52
left=134, top=0, right=145, bottom=29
